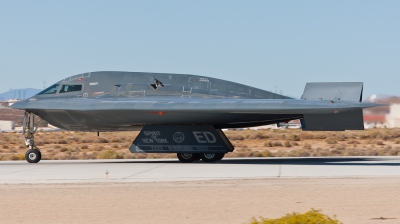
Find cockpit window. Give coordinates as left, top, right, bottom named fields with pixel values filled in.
left=60, top=85, right=82, bottom=93
left=38, top=84, right=60, bottom=95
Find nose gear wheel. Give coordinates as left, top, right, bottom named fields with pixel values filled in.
left=22, top=112, right=42, bottom=163
left=25, top=149, right=42, bottom=163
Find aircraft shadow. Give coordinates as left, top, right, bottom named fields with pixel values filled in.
left=106, top=157, right=400, bottom=166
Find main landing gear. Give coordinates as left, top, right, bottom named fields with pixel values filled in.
left=23, top=112, right=42, bottom=163
left=177, top=152, right=225, bottom=163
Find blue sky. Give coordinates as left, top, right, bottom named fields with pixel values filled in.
left=0, top=1, right=399, bottom=98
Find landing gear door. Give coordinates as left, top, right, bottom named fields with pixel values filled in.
left=129, top=125, right=234, bottom=153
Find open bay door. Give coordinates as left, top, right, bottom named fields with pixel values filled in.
left=129, top=125, right=234, bottom=153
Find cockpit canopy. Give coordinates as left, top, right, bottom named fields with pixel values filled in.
left=60, top=85, right=82, bottom=93
left=37, top=84, right=82, bottom=95
left=37, top=84, right=60, bottom=95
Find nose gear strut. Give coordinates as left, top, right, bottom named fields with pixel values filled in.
left=23, top=112, right=42, bottom=163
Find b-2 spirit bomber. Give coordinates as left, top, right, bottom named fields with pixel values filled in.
left=11, top=71, right=377, bottom=163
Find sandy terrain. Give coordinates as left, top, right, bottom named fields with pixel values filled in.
left=1, top=128, right=400, bottom=161
left=1, top=178, right=399, bottom=224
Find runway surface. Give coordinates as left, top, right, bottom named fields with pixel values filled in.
left=1, top=156, right=400, bottom=184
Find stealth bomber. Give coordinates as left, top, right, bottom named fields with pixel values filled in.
left=10, top=71, right=377, bottom=163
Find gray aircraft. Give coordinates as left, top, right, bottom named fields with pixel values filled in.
left=10, top=71, right=377, bottom=163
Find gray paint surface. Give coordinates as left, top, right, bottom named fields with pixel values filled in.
left=302, top=82, right=363, bottom=102
left=0, top=157, right=399, bottom=184
left=10, top=71, right=377, bottom=131
left=301, top=109, right=364, bottom=131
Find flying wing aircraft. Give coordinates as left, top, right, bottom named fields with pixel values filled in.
left=10, top=71, right=378, bottom=163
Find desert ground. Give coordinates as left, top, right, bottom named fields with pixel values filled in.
left=1, top=128, right=400, bottom=161
left=1, top=178, right=399, bottom=224
left=1, top=129, right=400, bottom=224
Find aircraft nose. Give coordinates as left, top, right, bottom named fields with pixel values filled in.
left=8, top=100, right=26, bottom=109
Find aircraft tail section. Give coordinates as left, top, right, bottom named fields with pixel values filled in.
left=300, top=82, right=365, bottom=131
left=301, top=82, right=363, bottom=102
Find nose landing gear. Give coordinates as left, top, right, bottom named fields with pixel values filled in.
left=23, top=112, right=42, bottom=163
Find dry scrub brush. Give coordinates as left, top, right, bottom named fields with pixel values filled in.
left=1, top=129, right=400, bottom=160
left=248, top=209, right=342, bottom=224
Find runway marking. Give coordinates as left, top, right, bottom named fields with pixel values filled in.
left=120, top=163, right=167, bottom=181
left=0, top=164, right=54, bottom=176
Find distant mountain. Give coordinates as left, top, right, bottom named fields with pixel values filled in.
left=0, top=88, right=42, bottom=101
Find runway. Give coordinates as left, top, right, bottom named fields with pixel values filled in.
left=1, top=156, right=400, bottom=184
